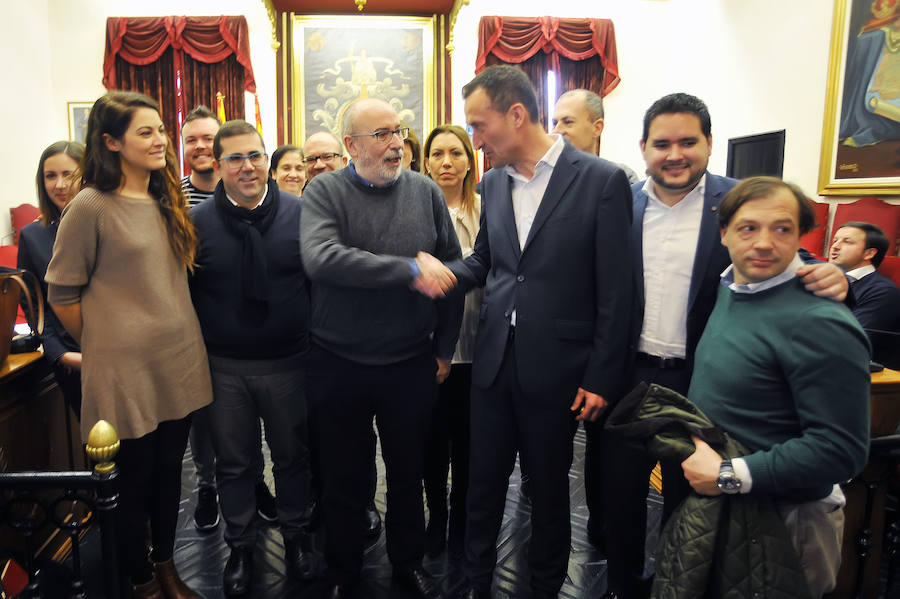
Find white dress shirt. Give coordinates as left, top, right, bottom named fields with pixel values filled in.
left=638, top=175, right=706, bottom=358
left=505, top=135, right=565, bottom=326
left=845, top=264, right=876, bottom=282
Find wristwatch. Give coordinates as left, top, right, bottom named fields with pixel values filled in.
left=716, top=459, right=742, bottom=494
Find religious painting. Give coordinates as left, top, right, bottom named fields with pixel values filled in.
left=290, top=15, right=436, bottom=148
left=67, top=102, right=93, bottom=144
left=819, top=0, right=900, bottom=195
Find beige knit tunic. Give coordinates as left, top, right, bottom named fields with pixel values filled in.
left=46, top=187, right=212, bottom=440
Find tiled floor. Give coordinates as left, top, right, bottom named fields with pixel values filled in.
left=70, top=426, right=663, bottom=598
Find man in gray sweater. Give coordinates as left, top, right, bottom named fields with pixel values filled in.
left=300, top=98, right=463, bottom=599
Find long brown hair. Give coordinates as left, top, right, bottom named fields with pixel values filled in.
left=81, top=91, right=198, bottom=270
left=423, top=124, right=478, bottom=217
left=35, top=140, right=84, bottom=226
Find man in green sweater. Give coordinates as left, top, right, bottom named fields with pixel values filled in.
left=681, top=176, right=870, bottom=598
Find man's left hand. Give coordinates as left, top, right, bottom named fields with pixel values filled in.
left=436, top=358, right=451, bottom=384
left=570, top=388, right=607, bottom=421
left=682, top=436, right=723, bottom=496
left=796, top=262, right=848, bottom=302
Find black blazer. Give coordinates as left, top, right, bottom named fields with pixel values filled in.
left=17, top=220, right=81, bottom=363
left=450, top=141, right=633, bottom=404
left=629, top=173, right=738, bottom=365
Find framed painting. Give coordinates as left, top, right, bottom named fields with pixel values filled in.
left=290, top=15, right=436, bottom=148
left=818, top=0, right=900, bottom=196
left=67, top=102, right=93, bottom=144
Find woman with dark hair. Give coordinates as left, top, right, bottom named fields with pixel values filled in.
left=17, top=141, right=85, bottom=417
left=400, top=122, right=422, bottom=172
left=421, top=124, right=482, bottom=557
left=46, top=91, right=212, bottom=599
left=270, top=144, right=306, bottom=195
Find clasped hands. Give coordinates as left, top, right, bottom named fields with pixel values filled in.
left=411, top=251, right=457, bottom=298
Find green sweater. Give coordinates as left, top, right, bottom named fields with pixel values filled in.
left=689, top=278, right=870, bottom=501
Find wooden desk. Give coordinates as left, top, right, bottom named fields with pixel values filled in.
left=827, top=368, right=900, bottom=598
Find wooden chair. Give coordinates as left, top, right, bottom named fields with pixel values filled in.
left=833, top=197, right=900, bottom=256
left=8, top=205, right=39, bottom=246
left=0, top=421, right=124, bottom=598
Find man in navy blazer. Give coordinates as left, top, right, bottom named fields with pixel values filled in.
left=603, top=93, right=850, bottom=599
left=431, top=65, right=633, bottom=599
left=829, top=221, right=900, bottom=364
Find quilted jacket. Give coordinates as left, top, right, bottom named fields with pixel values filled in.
left=605, top=382, right=811, bottom=599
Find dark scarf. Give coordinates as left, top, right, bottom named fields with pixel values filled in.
left=213, top=178, right=279, bottom=322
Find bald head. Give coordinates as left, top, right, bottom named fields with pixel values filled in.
left=552, top=89, right=605, bottom=154
left=303, top=131, right=346, bottom=180
left=342, top=98, right=404, bottom=186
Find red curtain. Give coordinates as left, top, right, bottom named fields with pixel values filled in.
left=475, top=16, right=620, bottom=97
left=103, top=16, right=256, bottom=171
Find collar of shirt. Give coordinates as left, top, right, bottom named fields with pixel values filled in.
left=505, top=134, right=565, bottom=183
left=348, top=160, right=400, bottom=189
left=845, top=264, right=876, bottom=281
left=721, top=254, right=805, bottom=294
left=642, top=173, right=707, bottom=208
left=226, top=183, right=268, bottom=210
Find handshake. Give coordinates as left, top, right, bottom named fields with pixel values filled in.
left=411, top=251, right=457, bottom=298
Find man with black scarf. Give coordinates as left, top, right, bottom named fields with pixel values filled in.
left=189, top=120, right=315, bottom=596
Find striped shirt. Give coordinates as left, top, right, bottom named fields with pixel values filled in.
left=181, top=176, right=215, bottom=206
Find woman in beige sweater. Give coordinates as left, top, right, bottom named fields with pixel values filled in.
left=46, top=91, right=212, bottom=599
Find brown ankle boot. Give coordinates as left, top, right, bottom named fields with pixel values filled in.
left=133, top=576, right=164, bottom=599
left=153, top=558, right=200, bottom=599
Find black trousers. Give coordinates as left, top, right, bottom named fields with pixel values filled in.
left=308, top=344, right=436, bottom=584
left=603, top=362, right=692, bottom=598
left=464, top=336, right=578, bottom=595
left=115, top=414, right=193, bottom=584
left=423, top=362, right=471, bottom=554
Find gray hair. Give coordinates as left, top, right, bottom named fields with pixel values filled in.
left=560, top=89, right=604, bottom=121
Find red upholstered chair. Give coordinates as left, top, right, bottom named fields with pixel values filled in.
left=800, top=201, right=830, bottom=259
left=832, top=197, right=900, bottom=256
left=9, top=203, right=40, bottom=245
left=879, top=256, right=900, bottom=290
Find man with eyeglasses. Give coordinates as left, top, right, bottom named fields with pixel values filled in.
left=302, top=131, right=348, bottom=185
left=189, top=120, right=318, bottom=595
left=301, top=98, right=463, bottom=599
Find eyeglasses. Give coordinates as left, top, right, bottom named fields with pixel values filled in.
left=303, top=152, right=342, bottom=165
left=349, top=127, right=409, bottom=143
left=220, top=151, right=267, bottom=170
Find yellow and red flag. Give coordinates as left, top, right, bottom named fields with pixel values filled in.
left=255, top=94, right=263, bottom=138
left=216, top=92, right=226, bottom=123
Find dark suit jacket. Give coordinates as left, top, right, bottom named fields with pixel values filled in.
left=17, top=220, right=81, bottom=363
left=630, top=173, right=738, bottom=366
left=449, top=141, right=633, bottom=403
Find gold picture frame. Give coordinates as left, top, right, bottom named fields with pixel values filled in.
left=817, top=0, right=900, bottom=196
left=290, top=14, right=437, bottom=148
left=67, top=101, right=93, bottom=143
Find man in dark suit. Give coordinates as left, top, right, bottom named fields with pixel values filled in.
left=829, top=221, right=900, bottom=364
left=432, top=65, right=634, bottom=599
left=603, top=93, right=851, bottom=599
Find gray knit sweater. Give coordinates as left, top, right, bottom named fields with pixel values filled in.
left=300, top=165, right=463, bottom=364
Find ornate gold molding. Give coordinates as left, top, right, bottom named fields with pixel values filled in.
left=262, top=0, right=281, bottom=50
left=446, top=0, right=469, bottom=55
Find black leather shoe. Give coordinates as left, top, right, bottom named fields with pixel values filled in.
left=393, top=566, right=443, bottom=599
left=601, top=592, right=619, bottom=599
left=285, top=535, right=320, bottom=581
left=457, top=585, right=488, bottom=599
left=223, top=546, right=254, bottom=596
left=323, top=583, right=353, bottom=599
left=365, top=501, right=382, bottom=538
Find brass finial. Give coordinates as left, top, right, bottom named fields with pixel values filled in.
left=355, top=0, right=366, bottom=11
left=86, top=420, right=120, bottom=474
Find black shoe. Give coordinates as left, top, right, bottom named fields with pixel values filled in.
left=425, top=514, right=447, bottom=557
left=285, top=535, right=320, bottom=581
left=601, top=593, right=619, bottom=599
left=194, top=485, right=220, bottom=532
left=323, top=583, right=353, bottom=599
left=223, top=546, right=254, bottom=596
left=365, top=501, right=382, bottom=538
left=256, top=482, right=278, bottom=522
left=393, top=566, right=443, bottom=599
left=457, top=585, right=488, bottom=599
